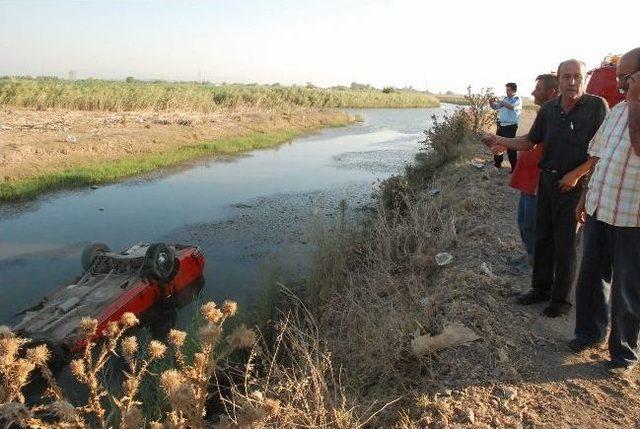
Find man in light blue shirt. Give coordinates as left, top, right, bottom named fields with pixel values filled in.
left=490, top=82, right=522, bottom=172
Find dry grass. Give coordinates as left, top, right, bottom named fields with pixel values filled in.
left=303, top=88, right=640, bottom=428
left=0, top=298, right=387, bottom=429
left=303, top=96, right=495, bottom=394
left=220, top=292, right=395, bottom=429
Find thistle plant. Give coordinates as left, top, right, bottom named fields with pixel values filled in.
left=0, top=300, right=257, bottom=429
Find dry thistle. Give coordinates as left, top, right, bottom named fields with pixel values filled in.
left=120, top=312, right=139, bottom=328
left=201, top=301, right=223, bottom=324
left=222, top=300, right=238, bottom=317
left=80, top=317, right=98, bottom=336
left=0, top=335, right=24, bottom=367
left=13, top=359, right=36, bottom=387
left=198, top=324, right=222, bottom=344
left=104, top=320, right=120, bottom=338
left=167, top=329, right=187, bottom=348
left=148, top=340, right=167, bottom=360
left=227, top=324, right=257, bottom=349
left=263, top=398, right=281, bottom=416
left=69, top=359, right=86, bottom=380
left=121, top=336, right=138, bottom=362
left=160, top=369, right=186, bottom=394
left=26, top=344, right=50, bottom=367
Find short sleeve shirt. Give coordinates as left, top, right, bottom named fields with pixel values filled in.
left=528, top=94, right=609, bottom=174
left=586, top=101, right=640, bottom=227
left=497, top=96, right=522, bottom=125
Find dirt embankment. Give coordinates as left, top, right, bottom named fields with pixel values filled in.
left=0, top=107, right=351, bottom=182
left=312, top=117, right=640, bottom=428
left=402, top=150, right=640, bottom=429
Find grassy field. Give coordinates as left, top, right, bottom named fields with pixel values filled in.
left=0, top=77, right=440, bottom=111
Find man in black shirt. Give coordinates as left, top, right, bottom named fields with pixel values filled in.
left=482, top=59, right=608, bottom=317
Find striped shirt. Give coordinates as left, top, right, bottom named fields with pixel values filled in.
left=586, top=101, right=640, bottom=227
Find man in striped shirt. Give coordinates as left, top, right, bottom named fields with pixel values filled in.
left=571, top=47, right=640, bottom=375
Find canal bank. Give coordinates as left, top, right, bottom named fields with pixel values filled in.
left=0, top=106, right=454, bottom=326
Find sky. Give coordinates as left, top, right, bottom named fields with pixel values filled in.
left=1, top=0, right=639, bottom=95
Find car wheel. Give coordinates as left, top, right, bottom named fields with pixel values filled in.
left=81, top=243, right=110, bottom=271
left=144, top=243, right=177, bottom=282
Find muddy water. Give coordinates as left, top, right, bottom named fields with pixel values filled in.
left=0, top=106, right=453, bottom=326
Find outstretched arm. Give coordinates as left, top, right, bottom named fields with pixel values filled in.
left=481, top=133, right=535, bottom=151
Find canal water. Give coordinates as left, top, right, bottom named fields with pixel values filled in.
left=0, top=106, right=453, bottom=327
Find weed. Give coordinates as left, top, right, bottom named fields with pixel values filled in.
left=0, top=78, right=440, bottom=112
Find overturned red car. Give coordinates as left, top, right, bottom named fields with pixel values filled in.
left=13, top=242, right=205, bottom=363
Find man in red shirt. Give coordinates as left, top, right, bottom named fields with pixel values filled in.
left=496, top=74, right=560, bottom=270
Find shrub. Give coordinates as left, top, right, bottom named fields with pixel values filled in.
left=422, top=109, right=469, bottom=166
left=461, top=85, right=497, bottom=134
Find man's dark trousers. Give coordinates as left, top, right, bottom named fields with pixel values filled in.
left=494, top=123, right=518, bottom=171
left=575, top=215, right=640, bottom=367
left=531, top=171, right=581, bottom=304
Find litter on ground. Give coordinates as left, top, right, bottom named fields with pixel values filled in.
left=435, top=252, right=453, bottom=266
left=411, top=323, right=481, bottom=355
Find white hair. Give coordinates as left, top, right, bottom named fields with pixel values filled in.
left=557, top=59, right=587, bottom=77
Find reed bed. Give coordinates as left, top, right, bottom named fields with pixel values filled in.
left=0, top=78, right=440, bottom=112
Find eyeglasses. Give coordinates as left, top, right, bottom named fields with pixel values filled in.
left=617, top=72, right=635, bottom=83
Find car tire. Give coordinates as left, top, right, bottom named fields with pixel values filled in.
left=81, top=243, right=110, bottom=271
left=144, top=243, right=177, bottom=282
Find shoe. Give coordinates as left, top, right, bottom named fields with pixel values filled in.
left=542, top=302, right=572, bottom=318
left=516, top=290, right=548, bottom=305
left=568, top=338, right=604, bottom=354
left=604, top=361, right=636, bottom=377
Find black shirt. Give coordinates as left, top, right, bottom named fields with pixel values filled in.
left=529, top=94, right=608, bottom=174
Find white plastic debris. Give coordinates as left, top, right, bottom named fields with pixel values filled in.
left=419, top=297, right=429, bottom=307
left=66, top=135, right=77, bottom=143
left=470, top=158, right=485, bottom=169
left=411, top=323, right=480, bottom=355
left=435, top=252, right=453, bottom=266
left=480, top=262, right=497, bottom=278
